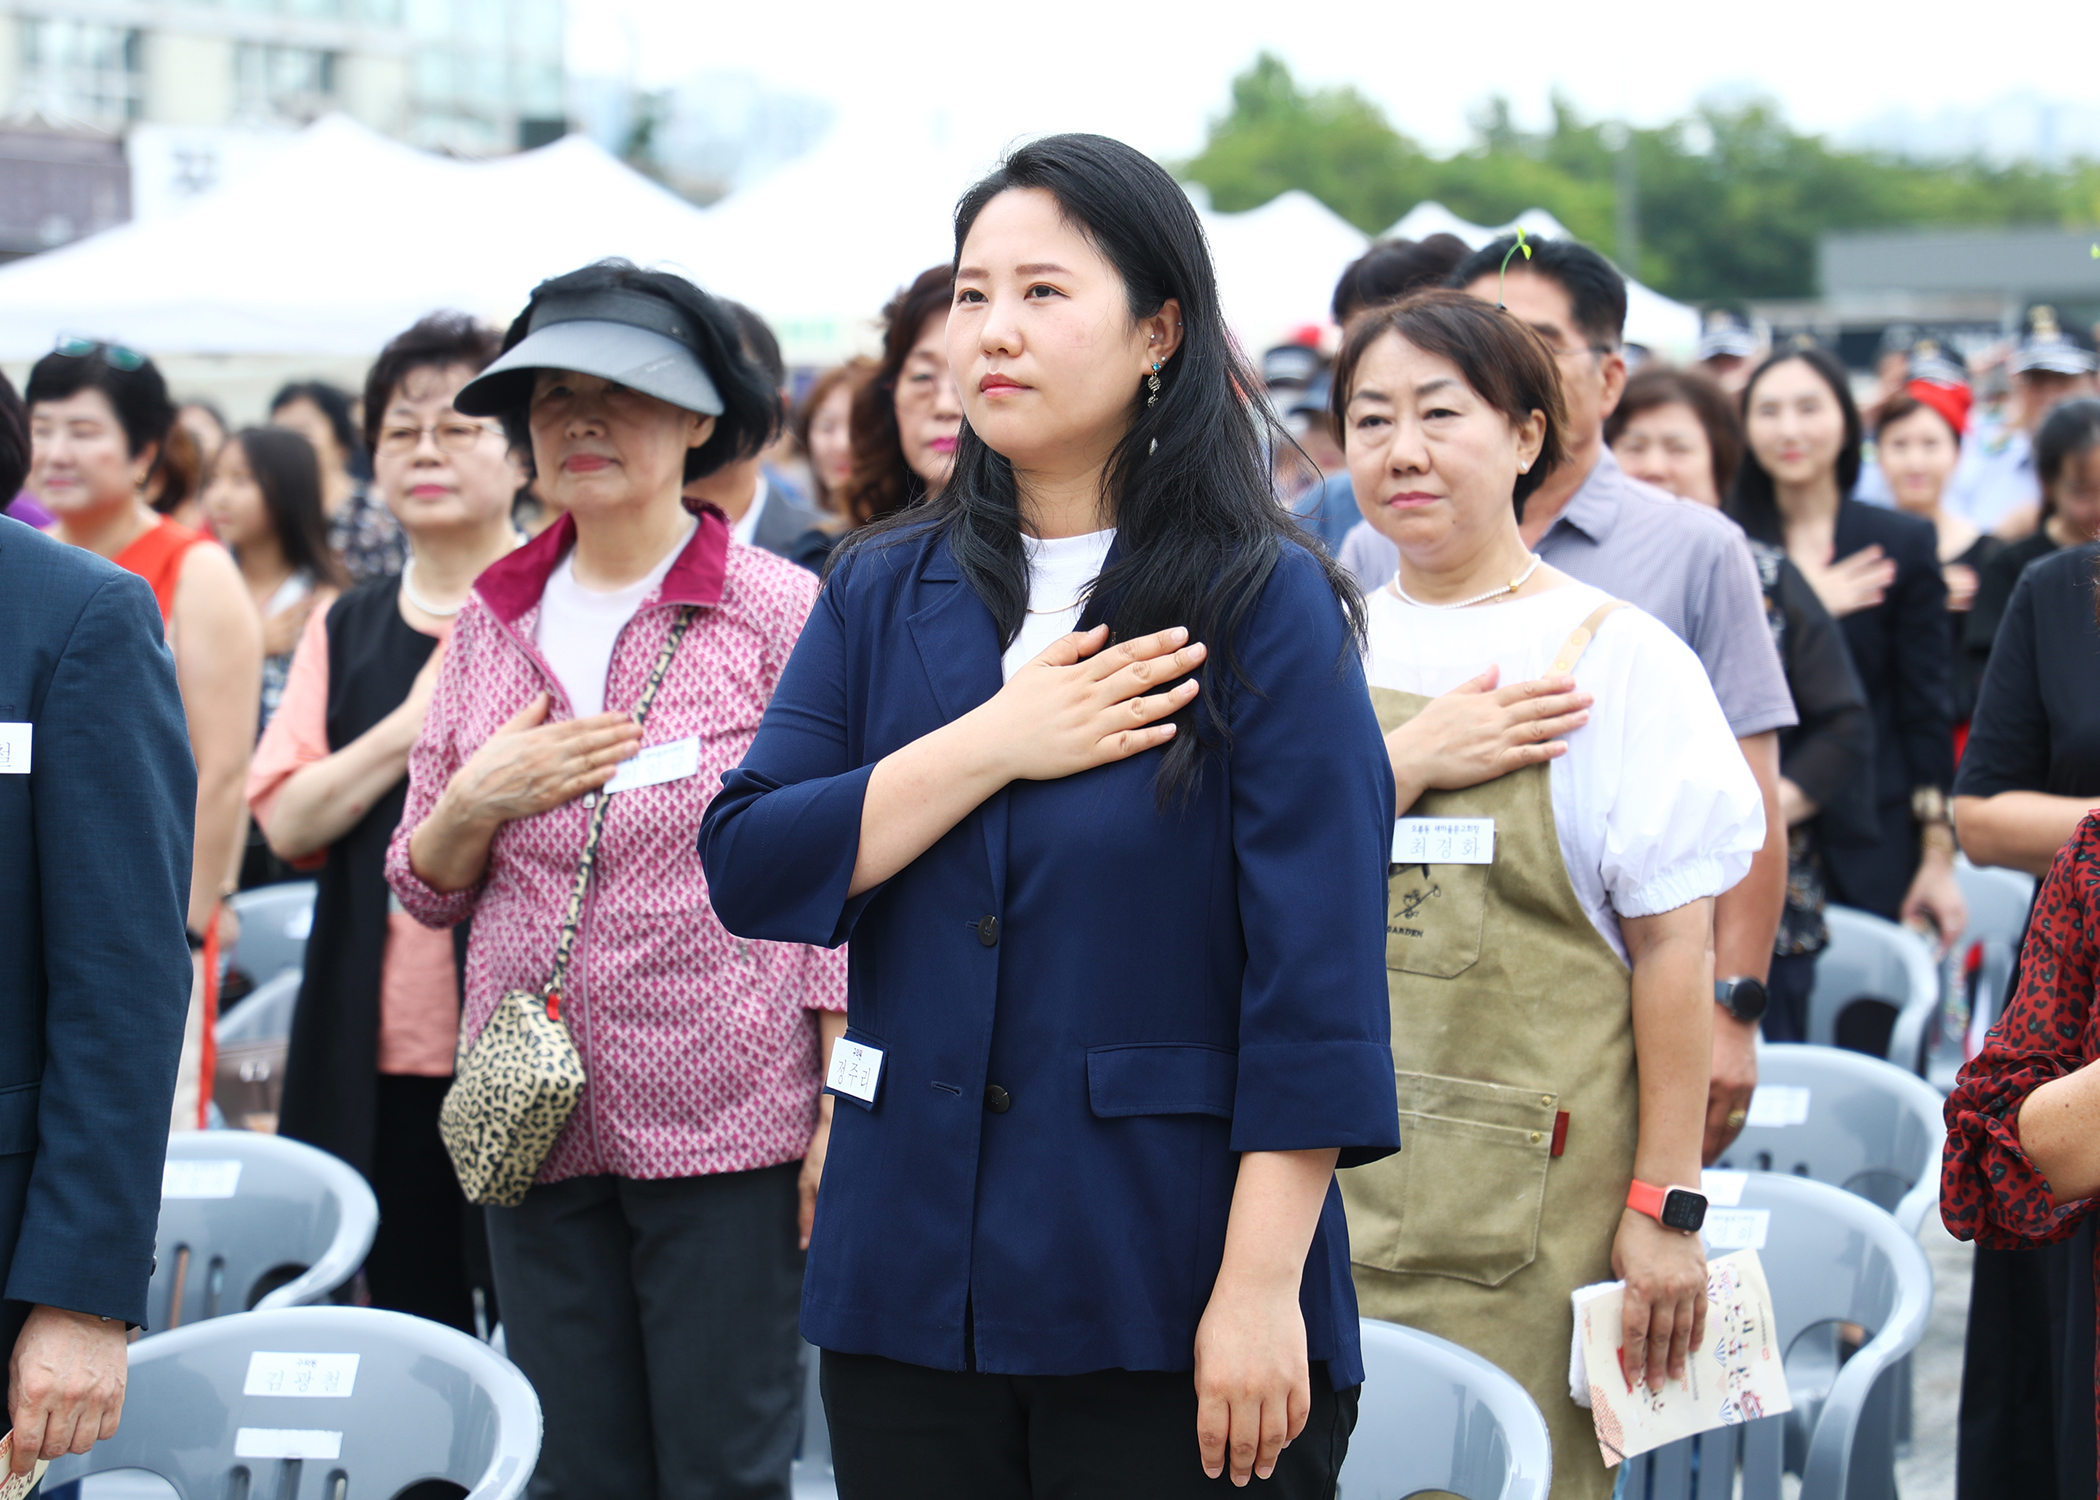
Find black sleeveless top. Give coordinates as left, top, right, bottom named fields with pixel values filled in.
left=278, top=577, right=458, bottom=1174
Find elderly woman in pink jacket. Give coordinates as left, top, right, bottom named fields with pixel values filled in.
left=386, top=262, right=844, bottom=1500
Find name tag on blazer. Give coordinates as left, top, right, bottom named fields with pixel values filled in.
left=1392, top=817, right=1494, bottom=865
left=604, top=735, right=699, bottom=795
left=0, top=723, right=28, bottom=774
left=825, top=1035, right=885, bottom=1109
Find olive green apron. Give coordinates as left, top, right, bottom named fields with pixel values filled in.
left=1342, top=601, right=1636, bottom=1500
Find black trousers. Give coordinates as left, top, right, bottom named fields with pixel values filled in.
left=364, top=1073, right=487, bottom=1333
left=486, top=1165, right=806, bottom=1500
left=820, top=1349, right=1358, bottom=1500
left=1958, top=1223, right=2097, bottom=1500
left=1761, top=950, right=1819, bottom=1044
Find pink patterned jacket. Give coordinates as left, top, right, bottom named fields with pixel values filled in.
left=385, top=507, right=846, bottom=1184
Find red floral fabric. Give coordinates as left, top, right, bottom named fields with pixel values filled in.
left=1943, top=813, right=2100, bottom=1486
left=386, top=517, right=846, bottom=1185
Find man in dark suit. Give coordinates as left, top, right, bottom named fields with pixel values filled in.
left=0, top=373, right=193, bottom=1480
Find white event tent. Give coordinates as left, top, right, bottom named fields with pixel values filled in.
left=1387, top=201, right=1701, bottom=359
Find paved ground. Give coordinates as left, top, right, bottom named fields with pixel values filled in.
left=1895, top=1215, right=1968, bottom=1500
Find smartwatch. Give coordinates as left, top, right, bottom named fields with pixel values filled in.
left=1627, top=1180, right=1709, bottom=1233
left=1715, top=976, right=1768, bottom=1025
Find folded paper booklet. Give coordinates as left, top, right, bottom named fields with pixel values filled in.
left=1568, top=1249, right=1792, bottom=1467
left=0, top=1432, right=50, bottom=1500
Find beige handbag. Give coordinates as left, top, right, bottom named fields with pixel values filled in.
left=438, top=608, right=694, bottom=1206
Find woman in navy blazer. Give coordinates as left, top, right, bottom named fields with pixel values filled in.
left=701, top=135, right=1401, bottom=1496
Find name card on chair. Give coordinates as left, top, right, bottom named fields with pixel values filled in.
left=245, top=1352, right=359, bottom=1398
left=163, top=1160, right=242, bottom=1199
left=1744, top=1085, right=1811, bottom=1128
left=235, top=1429, right=343, bottom=1460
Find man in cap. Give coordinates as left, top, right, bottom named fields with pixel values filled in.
left=1946, top=307, right=2098, bottom=537
left=1694, top=309, right=1763, bottom=396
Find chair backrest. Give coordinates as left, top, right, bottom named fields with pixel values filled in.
left=1618, top=1173, right=1933, bottom=1500
left=222, top=881, right=317, bottom=988
left=1714, top=1044, right=1947, bottom=1234
left=1807, top=906, right=1941, bottom=1074
left=217, top=970, right=299, bottom=1047
left=1338, top=1319, right=1553, bottom=1500
left=151, top=1134, right=377, bottom=1328
left=41, top=1305, right=539, bottom=1500
left=1926, top=860, right=2038, bottom=1089
left=793, top=1342, right=834, bottom=1499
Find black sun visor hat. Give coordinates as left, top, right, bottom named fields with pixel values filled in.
left=453, top=286, right=725, bottom=419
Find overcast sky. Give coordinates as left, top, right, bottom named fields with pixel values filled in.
left=566, top=0, right=2092, bottom=162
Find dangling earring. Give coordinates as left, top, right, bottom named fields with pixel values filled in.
left=1146, top=360, right=1162, bottom=408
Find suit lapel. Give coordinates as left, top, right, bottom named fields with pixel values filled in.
left=906, top=531, right=1010, bottom=908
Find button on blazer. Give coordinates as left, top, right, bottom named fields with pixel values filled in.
left=700, top=522, right=1400, bottom=1386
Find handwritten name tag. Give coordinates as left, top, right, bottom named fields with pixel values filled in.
left=825, top=1038, right=885, bottom=1106
left=604, top=735, right=699, bottom=796
left=1392, top=817, right=1495, bottom=865
left=0, top=724, right=28, bottom=775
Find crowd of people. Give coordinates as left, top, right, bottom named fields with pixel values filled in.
left=4, top=127, right=2100, bottom=1500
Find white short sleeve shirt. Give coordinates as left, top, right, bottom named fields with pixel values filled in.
left=1362, top=579, right=1765, bottom=964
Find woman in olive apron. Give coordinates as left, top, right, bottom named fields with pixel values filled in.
left=1329, top=291, right=1767, bottom=1500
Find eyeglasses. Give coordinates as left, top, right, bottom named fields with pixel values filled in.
left=375, top=419, right=505, bottom=456
left=53, top=336, right=146, bottom=371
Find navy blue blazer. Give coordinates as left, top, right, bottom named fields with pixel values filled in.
left=0, top=517, right=193, bottom=1329
left=700, top=523, right=1400, bottom=1386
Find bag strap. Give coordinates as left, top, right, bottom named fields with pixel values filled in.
left=1547, top=600, right=1628, bottom=676
left=543, top=606, right=696, bottom=1002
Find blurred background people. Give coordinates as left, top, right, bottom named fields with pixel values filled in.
left=177, top=397, right=229, bottom=474
left=1693, top=309, right=1763, bottom=396
left=1949, top=307, right=2099, bottom=540
left=26, top=339, right=263, bottom=1131
left=1608, top=364, right=1873, bottom=1043
left=390, top=264, right=846, bottom=1499
left=1731, top=346, right=1965, bottom=983
left=203, top=425, right=345, bottom=890
left=248, top=311, right=519, bottom=1332
left=1965, top=399, right=2100, bottom=693
left=0, top=372, right=41, bottom=526
left=685, top=300, right=828, bottom=570
left=840, top=264, right=959, bottom=530
left=273, top=378, right=404, bottom=582
left=142, top=416, right=206, bottom=531
left=1290, top=234, right=1470, bottom=554
left=791, top=358, right=872, bottom=524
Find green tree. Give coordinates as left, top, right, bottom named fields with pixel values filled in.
left=1178, top=55, right=2100, bottom=301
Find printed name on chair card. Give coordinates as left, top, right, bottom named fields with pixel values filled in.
left=1392, top=817, right=1495, bottom=865
left=1745, top=1085, right=1811, bottom=1128
left=163, top=1159, right=242, bottom=1199
left=234, top=1429, right=343, bottom=1460
left=0, top=724, right=27, bottom=775
left=603, top=735, right=700, bottom=795
left=825, top=1038, right=884, bottom=1105
left=244, top=1352, right=359, bottom=1398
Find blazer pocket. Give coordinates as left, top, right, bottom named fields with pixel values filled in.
left=1385, top=860, right=1489, bottom=979
left=1339, top=1071, right=1552, bottom=1287
left=1086, top=1043, right=1237, bottom=1119
left=0, top=1082, right=40, bottom=1155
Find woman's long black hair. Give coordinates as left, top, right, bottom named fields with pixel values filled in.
left=226, top=426, right=344, bottom=589
left=1726, top=344, right=1862, bottom=546
left=840, top=132, right=1363, bottom=800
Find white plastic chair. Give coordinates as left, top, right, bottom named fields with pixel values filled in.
left=1717, top=1044, right=1945, bottom=1235
left=1925, top=860, right=2036, bottom=1091
left=1339, top=1319, right=1554, bottom=1499
left=42, top=1305, right=540, bottom=1500
left=1807, top=906, right=1942, bottom=1075
left=221, top=880, right=316, bottom=989
left=151, top=1133, right=377, bottom=1330
left=794, top=1341, right=832, bottom=1499
left=1616, top=1174, right=1933, bottom=1500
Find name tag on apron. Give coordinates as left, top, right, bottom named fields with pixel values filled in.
left=1392, top=817, right=1495, bottom=865
left=825, top=1037, right=885, bottom=1105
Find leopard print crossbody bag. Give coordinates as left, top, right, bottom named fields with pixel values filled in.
left=439, top=607, right=695, bottom=1206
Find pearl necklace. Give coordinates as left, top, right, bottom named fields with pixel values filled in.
left=1388, top=553, right=1545, bottom=610
left=399, top=556, right=462, bottom=617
